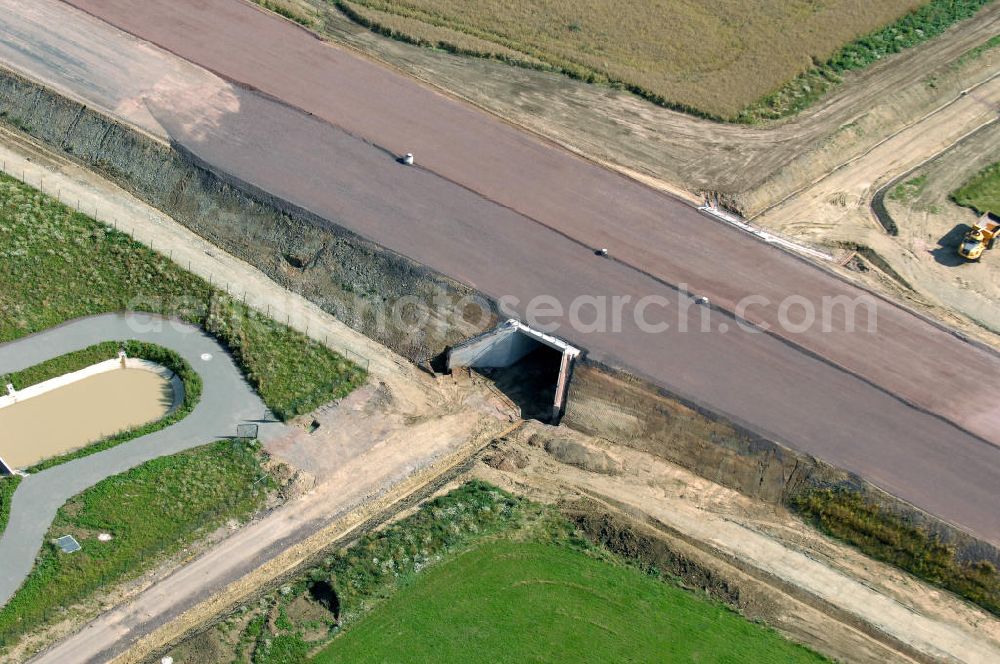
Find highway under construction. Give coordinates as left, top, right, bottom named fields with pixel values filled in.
left=2, top=0, right=998, bottom=544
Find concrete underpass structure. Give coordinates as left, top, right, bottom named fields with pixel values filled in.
left=448, top=320, right=581, bottom=422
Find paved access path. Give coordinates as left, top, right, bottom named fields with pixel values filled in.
left=0, top=312, right=285, bottom=607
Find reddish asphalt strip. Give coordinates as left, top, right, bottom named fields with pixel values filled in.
left=26, top=0, right=1000, bottom=543
left=148, top=88, right=1000, bottom=543
left=61, top=0, right=1000, bottom=446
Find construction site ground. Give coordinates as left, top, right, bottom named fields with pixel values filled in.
left=11, top=0, right=1000, bottom=546
left=3, top=3, right=1000, bottom=662
left=471, top=424, right=1000, bottom=664
left=4, top=123, right=999, bottom=664
left=160, top=418, right=1000, bottom=664
left=0, top=127, right=519, bottom=663
left=880, top=120, right=1000, bottom=336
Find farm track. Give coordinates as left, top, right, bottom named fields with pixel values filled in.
left=2, top=0, right=1000, bottom=544
left=31, top=410, right=516, bottom=664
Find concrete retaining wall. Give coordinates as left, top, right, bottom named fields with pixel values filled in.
left=448, top=323, right=539, bottom=369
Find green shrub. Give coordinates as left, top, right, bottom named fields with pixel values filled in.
left=253, top=633, right=310, bottom=664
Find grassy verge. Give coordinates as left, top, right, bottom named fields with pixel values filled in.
left=0, top=172, right=366, bottom=419
left=204, top=298, right=364, bottom=420
left=793, top=488, right=1000, bottom=617
left=165, top=481, right=824, bottom=663
left=1, top=341, right=203, bottom=474
left=0, top=476, right=21, bottom=539
left=739, top=0, right=993, bottom=122
left=3, top=342, right=125, bottom=390
left=951, top=160, right=1000, bottom=216
left=0, top=440, right=274, bottom=650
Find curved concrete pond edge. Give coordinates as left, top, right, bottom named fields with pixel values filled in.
left=0, top=312, right=289, bottom=607
left=1, top=357, right=182, bottom=414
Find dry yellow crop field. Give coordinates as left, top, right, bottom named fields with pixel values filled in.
left=337, top=0, right=927, bottom=118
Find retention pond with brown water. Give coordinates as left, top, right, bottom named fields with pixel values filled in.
left=0, top=367, right=174, bottom=469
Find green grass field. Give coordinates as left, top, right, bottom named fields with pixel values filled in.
left=0, top=173, right=365, bottom=420
left=165, top=482, right=823, bottom=663
left=316, top=540, right=825, bottom=663
left=951, top=160, right=1000, bottom=216
left=0, top=440, right=273, bottom=649
left=333, top=0, right=990, bottom=121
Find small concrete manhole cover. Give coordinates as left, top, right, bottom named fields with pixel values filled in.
left=200, top=353, right=213, bottom=361
left=54, top=535, right=81, bottom=554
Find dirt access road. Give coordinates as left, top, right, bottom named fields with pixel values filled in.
left=4, top=0, right=998, bottom=543
left=757, top=69, right=1000, bottom=335
left=26, top=400, right=510, bottom=664
left=881, top=119, right=1000, bottom=333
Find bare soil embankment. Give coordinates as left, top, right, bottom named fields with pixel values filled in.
left=563, top=361, right=1000, bottom=566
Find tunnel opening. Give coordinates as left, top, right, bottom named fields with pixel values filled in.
left=447, top=320, right=580, bottom=423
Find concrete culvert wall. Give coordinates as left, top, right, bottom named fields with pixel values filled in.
left=448, top=320, right=580, bottom=422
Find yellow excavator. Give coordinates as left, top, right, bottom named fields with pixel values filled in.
left=958, top=213, right=1000, bottom=261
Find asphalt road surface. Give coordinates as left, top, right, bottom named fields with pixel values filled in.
left=2, top=0, right=999, bottom=542
left=0, top=313, right=284, bottom=607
